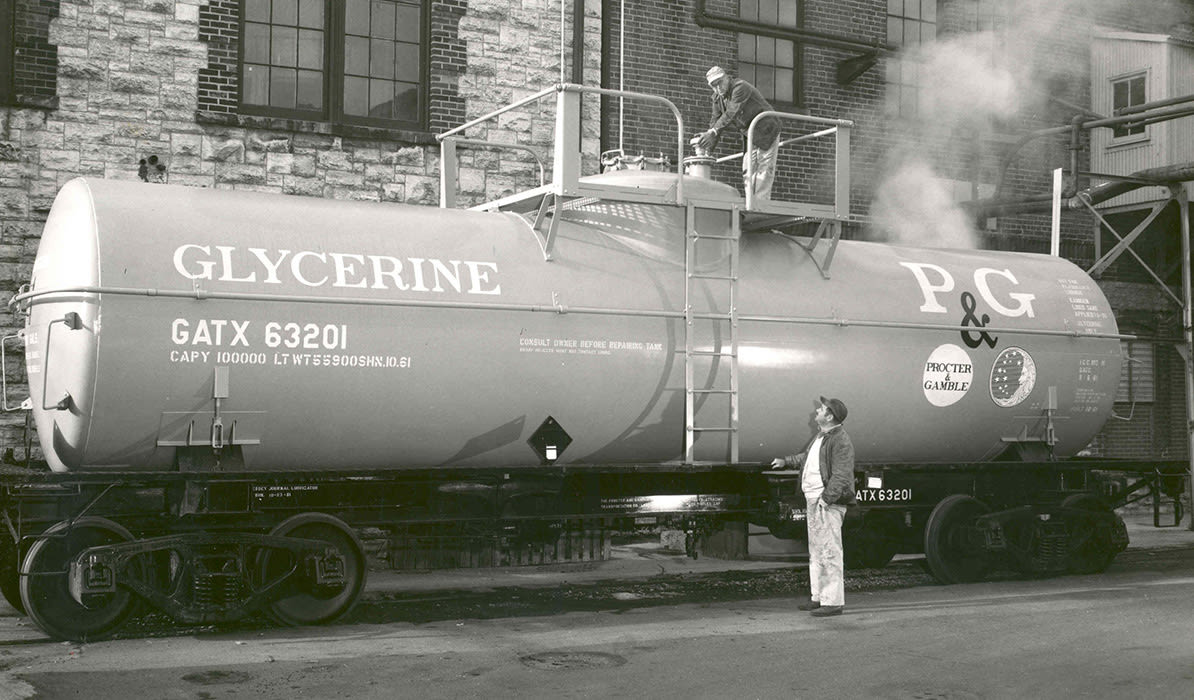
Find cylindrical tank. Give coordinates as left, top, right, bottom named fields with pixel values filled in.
left=22, top=175, right=1121, bottom=472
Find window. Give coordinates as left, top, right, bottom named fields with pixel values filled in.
left=737, top=0, right=798, bottom=105
left=1116, top=340, right=1154, bottom=402
left=885, top=0, right=937, bottom=118
left=1111, top=73, right=1146, bottom=138
left=963, top=0, right=1010, bottom=32
left=240, top=0, right=426, bottom=129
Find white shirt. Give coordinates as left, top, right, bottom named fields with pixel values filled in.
left=801, top=432, right=826, bottom=502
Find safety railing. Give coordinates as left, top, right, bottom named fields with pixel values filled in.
left=436, top=84, right=688, bottom=209
left=743, top=111, right=853, bottom=218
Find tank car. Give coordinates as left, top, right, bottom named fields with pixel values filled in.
left=0, top=104, right=1152, bottom=640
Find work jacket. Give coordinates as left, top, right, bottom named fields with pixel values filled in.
left=708, top=79, right=780, bottom=150
left=781, top=425, right=857, bottom=506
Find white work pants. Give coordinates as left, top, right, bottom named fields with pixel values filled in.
left=806, top=500, right=846, bottom=607
left=744, top=137, right=780, bottom=201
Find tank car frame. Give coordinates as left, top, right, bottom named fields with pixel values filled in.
left=0, top=459, right=768, bottom=640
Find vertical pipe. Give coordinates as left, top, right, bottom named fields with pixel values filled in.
left=571, top=0, right=584, bottom=83
left=1050, top=168, right=1062, bottom=256
left=1179, top=186, right=1194, bottom=530
left=619, top=0, right=625, bottom=151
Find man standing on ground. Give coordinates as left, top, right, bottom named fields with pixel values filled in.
left=696, top=66, right=781, bottom=202
left=771, top=396, right=856, bottom=617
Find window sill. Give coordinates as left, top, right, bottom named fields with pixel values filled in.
left=0, top=94, right=60, bottom=111
left=1107, top=133, right=1150, bottom=149
left=195, top=111, right=439, bottom=146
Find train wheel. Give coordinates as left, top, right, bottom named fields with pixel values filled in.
left=259, top=513, right=366, bottom=627
left=19, top=517, right=139, bottom=642
left=924, top=495, right=992, bottom=584
left=1061, top=494, right=1118, bottom=574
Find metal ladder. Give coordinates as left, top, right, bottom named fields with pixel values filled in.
left=683, top=203, right=741, bottom=465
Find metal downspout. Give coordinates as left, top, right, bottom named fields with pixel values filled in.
left=1180, top=186, right=1194, bottom=530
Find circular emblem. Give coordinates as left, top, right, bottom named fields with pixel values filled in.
left=922, top=344, right=974, bottom=407
left=990, top=346, right=1037, bottom=407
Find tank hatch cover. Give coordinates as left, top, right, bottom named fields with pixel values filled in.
left=528, top=416, right=572, bottom=465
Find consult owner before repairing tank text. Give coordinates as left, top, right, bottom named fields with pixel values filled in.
left=771, top=396, right=856, bottom=618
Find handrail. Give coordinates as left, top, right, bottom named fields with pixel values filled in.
left=556, top=83, right=687, bottom=188
left=715, top=127, right=839, bottom=164
left=436, top=83, right=688, bottom=208
left=10, top=284, right=1135, bottom=340
left=745, top=110, right=853, bottom=215
left=436, top=86, right=558, bottom=143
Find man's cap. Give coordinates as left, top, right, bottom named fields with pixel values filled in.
left=706, top=66, right=727, bottom=84
left=820, top=396, right=848, bottom=423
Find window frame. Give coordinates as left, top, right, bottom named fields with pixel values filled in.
left=237, top=0, right=431, bottom=131
left=735, top=0, right=801, bottom=109
left=1110, top=70, right=1149, bottom=145
left=884, top=0, right=938, bottom=119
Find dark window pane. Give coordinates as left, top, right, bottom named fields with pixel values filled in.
left=738, top=34, right=754, bottom=62
left=273, top=0, right=298, bottom=25
left=756, top=66, right=775, bottom=98
left=776, top=68, right=793, bottom=103
left=776, top=40, right=793, bottom=68
left=778, top=0, right=797, bottom=27
left=245, top=0, right=270, bottom=23
left=758, top=36, right=775, bottom=64
left=372, top=1, right=397, bottom=39
left=922, top=0, right=936, bottom=22
left=271, top=26, right=297, bottom=66
left=297, top=69, right=322, bottom=109
left=740, top=64, right=755, bottom=84
left=271, top=66, right=297, bottom=108
left=299, top=0, right=323, bottom=28
left=888, top=17, right=902, bottom=45
left=370, top=78, right=394, bottom=117
left=1130, top=76, right=1145, bottom=105
left=345, top=36, right=370, bottom=75
left=1113, top=81, right=1128, bottom=110
left=759, top=0, right=777, bottom=24
left=888, top=0, right=902, bottom=15
left=394, top=82, right=418, bottom=122
left=344, top=76, right=369, bottom=115
left=298, top=29, right=323, bottom=69
left=346, top=0, right=371, bottom=35
left=371, top=39, right=395, bottom=78
left=244, top=23, right=271, bottom=64
left=243, top=64, right=270, bottom=104
left=395, top=4, right=421, bottom=43
left=905, top=21, right=919, bottom=45
left=922, top=22, right=935, bottom=41
left=905, top=0, right=919, bottom=19
left=740, top=0, right=758, bottom=22
left=395, top=42, right=420, bottom=80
